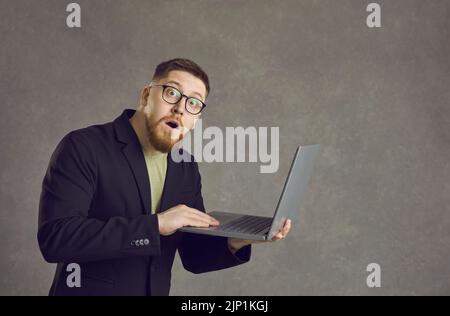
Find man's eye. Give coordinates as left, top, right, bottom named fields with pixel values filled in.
left=189, top=99, right=201, bottom=107
left=168, top=89, right=177, bottom=96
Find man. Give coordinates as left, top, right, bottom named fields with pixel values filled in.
left=38, top=58, right=291, bottom=296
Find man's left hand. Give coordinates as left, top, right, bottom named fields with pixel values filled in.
left=227, top=219, right=292, bottom=254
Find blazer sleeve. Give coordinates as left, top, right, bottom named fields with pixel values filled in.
left=177, top=161, right=251, bottom=274
left=38, top=132, right=161, bottom=263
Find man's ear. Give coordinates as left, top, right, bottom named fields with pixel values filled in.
left=140, top=86, right=150, bottom=108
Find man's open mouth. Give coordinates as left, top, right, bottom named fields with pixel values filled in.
left=165, top=120, right=179, bottom=129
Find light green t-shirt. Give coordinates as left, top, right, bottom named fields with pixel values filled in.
left=142, top=148, right=168, bottom=214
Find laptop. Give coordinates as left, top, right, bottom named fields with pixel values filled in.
left=178, top=144, right=321, bottom=241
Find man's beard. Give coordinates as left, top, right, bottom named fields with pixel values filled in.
left=145, top=115, right=184, bottom=153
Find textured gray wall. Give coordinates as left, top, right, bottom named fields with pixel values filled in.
left=1, top=0, right=449, bottom=295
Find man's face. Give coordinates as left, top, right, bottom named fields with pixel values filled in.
left=141, top=70, right=207, bottom=153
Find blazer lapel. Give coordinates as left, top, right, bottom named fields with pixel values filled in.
left=122, top=144, right=151, bottom=215
left=114, top=109, right=151, bottom=215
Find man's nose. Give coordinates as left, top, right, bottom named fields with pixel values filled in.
left=171, top=97, right=185, bottom=115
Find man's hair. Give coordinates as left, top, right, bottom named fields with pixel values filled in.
left=152, top=58, right=210, bottom=97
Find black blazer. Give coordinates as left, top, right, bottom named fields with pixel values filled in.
left=38, top=109, right=251, bottom=296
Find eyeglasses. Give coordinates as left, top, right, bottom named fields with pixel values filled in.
left=149, top=84, right=206, bottom=115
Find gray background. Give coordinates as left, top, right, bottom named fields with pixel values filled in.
left=1, top=0, right=449, bottom=295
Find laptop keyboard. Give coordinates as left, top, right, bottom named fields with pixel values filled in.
left=220, top=215, right=273, bottom=235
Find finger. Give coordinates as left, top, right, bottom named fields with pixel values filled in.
left=271, top=234, right=282, bottom=242
left=272, top=232, right=283, bottom=241
left=180, top=209, right=212, bottom=227
left=184, top=215, right=211, bottom=228
left=283, top=219, right=291, bottom=230
left=282, top=220, right=291, bottom=236
left=187, top=212, right=218, bottom=227
left=185, top=206, right=220, bottom=224
left=279, top=219, right=291, bottom=235
left=184, top=208, right=219, bottom=226
left=274, top=225, right=288, bottom=239
left=196, top=213, right=220, bottom=226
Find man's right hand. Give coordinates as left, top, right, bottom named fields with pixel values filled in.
left=157, top=204, right=220, bottom=236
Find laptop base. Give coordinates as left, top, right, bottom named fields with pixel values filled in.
left=178, top=211, right=272, bottom=241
